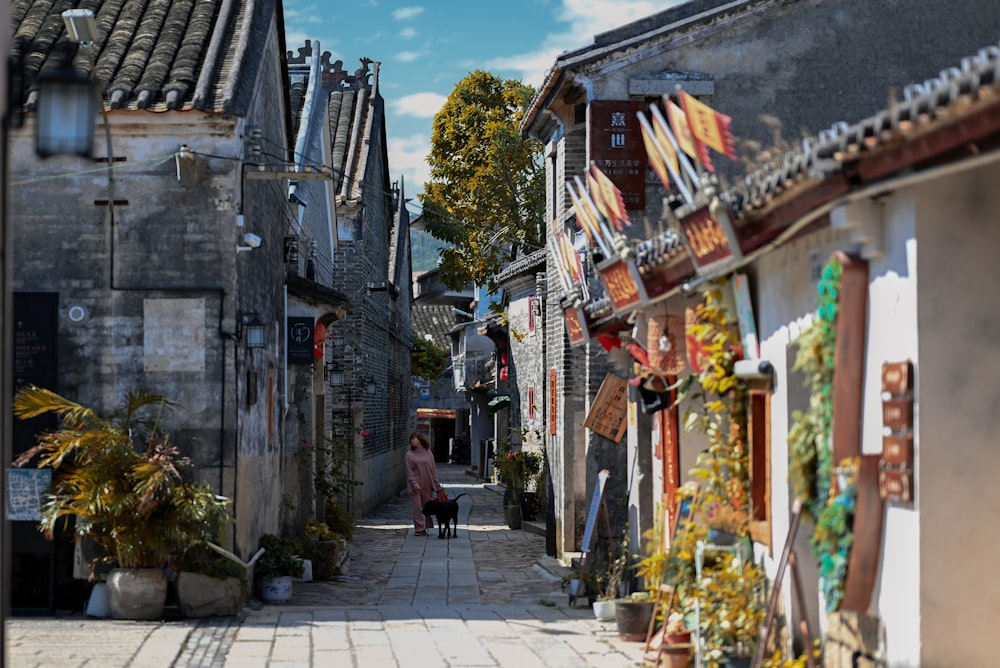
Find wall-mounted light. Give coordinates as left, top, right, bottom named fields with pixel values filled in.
left=325, top=359, right=344, bottom=387
left=35, top=9, right=100, bottom=158
left=238, top=232, right=262, bottom=253
left=239, top=313, right=266, bottom=349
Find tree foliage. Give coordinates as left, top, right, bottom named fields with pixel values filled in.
left=411, top=335, right=450, bottom=381
left=419, top=70, right=545, bottom=291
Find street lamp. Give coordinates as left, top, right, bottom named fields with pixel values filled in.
left=35, top=9, right=99, bottom=158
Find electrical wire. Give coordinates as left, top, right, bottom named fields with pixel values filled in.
left=10, top=152, right=178, bottom=186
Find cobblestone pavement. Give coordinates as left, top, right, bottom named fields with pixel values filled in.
left=6, top=464, right=647, bottom=667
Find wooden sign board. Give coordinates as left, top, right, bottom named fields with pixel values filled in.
left=584, top=373, right=629, bottom=442
left=597, top=256, right=648, bottom=314
left=879, top=359, right=914, bottom=504
left=675, top=201, right=743, bottom=277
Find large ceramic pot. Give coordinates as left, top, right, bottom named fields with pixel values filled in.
left=106, top=568, right=167, bottom=620
left=302, top=540, right=339, bottom=580
left=614, top=599, right=655, bottom=641
left=504, top=504, right=522, bottom=529
left=592, top=598, right=616, bottom=621
left=177, top=572, right=246, bottom=617
left=260, top=575, right=293, bottom=603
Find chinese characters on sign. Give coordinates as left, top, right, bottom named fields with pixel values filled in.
left=563, top=305, right=589, bottom=348
left=583, top=373, right=629, bottom=442
left=598, top=257, right=646, bottom=313
left=590, top=101, right=648, bottom=211
left=677, top=204, right=743, bottom=276
left=879, top=360, right=914, bottom=503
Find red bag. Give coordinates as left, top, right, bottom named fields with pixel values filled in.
left=436, top=490, right=448, bottom=501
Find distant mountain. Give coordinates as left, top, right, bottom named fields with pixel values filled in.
left=410, top=229, right=446, bottom=273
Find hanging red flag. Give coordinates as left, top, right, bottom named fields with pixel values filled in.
left=666, top=98, right=703, bottom=168
left=589, top=164, right=631, bottom=231
left=679, top=89, right=737, bottom=166
left=638, top=112, right=672, bottom=191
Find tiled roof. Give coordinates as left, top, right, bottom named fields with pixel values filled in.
left=494, top=247, right=547, bottom=284
left=325, top=58, right=379, bottom=201
left=10, top=0, right=280, bottom=114
left=412, top=304, right=459, bottom=350
left=726, top=43, right=1000, bottom=224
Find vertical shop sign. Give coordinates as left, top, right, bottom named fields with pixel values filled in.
left=549, top=369, right=558, bottom=435
left=590, top=101, right=648, bottom=210
left=287, top=317, right=314, bottom=364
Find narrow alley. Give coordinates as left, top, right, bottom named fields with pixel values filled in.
left=7, top=464, right=641, bottom=667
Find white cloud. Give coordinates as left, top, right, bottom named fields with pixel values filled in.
left=399, top=27, right=417, bottom=39
left=392, top=6, right=424, bottom=20
left=396, top=50, right=424, bottom=63
left=487, top=0, right=683, bottom=86
left=388, top=133, right=432, bottom=192
left=393, top=92, right=447, bottom=119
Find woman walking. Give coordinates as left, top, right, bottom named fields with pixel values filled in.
left=405, top=432, right=443, bottom=536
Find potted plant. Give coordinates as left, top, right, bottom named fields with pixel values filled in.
left=705, top=503, right=749, bottom=545
left=593, top=539, right=629, bottom=621
left=493, top=443, right=541, bottom=528
left=698, top=559, right=765, bottom=667
left=12, top=386, right=231, bottom=620
left=299, top=519, right=341, bottom=580
left=175, top=544, right=247, bottom=617
left=255, top=534, right=304, bottom=603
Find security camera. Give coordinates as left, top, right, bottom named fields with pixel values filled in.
left=733, top=359, right=774, bottom=380
left=242, top=233, right=262, bottom=249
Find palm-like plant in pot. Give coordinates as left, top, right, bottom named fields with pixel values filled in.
left=12, top=386, right=231, bottom=619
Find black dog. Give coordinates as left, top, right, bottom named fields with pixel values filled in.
left=421, top=493, right=467, bottom=538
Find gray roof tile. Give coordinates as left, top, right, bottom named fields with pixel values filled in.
left=10, top=0, right=276, bottom=115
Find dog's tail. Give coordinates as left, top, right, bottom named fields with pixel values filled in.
left=451, top=493, right=468, bottom=501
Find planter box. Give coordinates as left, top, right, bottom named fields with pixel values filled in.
left=177, top=572, right=246, bottom=617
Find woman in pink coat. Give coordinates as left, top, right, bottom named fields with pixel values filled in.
left=405, top=432, right=443, bottom=535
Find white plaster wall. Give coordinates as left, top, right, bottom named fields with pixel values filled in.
left=861, top=196, right=920, bottom=667
left=754, top=225, right=851, bottom=645
left=914, top=160, right=1000, bottom=666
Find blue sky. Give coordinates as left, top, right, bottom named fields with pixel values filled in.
left=283, top=0, right=682, bottom=213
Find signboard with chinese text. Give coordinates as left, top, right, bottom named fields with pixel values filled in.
left=596, top=256, right=648, bottom=314
left=549, top=369, right=558, bottom=435
left=675, top=201, right=744, bottom=277
left=287, top=317, right=315, bottom=364
left=563, top=304, right=590, bottom=347
left=583, top=373, right=629, bottom=442
left=590, top=101, right=648, bottom=210
left=879, top=360, right=914, bottom=503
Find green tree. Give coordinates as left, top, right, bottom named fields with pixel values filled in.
left=411, top=335, right=450, bottom=382
left=419, top=70, right=544, bottom=291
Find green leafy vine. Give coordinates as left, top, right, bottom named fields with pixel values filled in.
left=788, top=255, right=857, bottom=611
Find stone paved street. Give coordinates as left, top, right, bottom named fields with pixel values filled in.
left=6, top=464, right=647, bottom=667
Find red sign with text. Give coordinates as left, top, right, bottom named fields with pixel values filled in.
left=590, top=101, right=648, bottom=211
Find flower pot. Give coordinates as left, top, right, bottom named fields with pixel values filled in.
left=259, top=575, right=293, bottom=603
left=663, top=643, right=692, bottom=668
left=592, top=598, right=616, bottom=621
left=106, top=568, right=167, bottom=620
left=519, top=491, right=538, bottom=521
left=665, top=629, right=692, bottom=645
left=177, top=571, right=246, bottom=617
left=85, top=582, right=111, bottom=618
left=614, top=599, right=655, bottom=641
left=504, top=504, right=522, bottom=529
